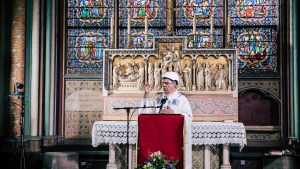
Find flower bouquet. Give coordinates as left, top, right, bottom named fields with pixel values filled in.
left=136, top=151, right=178, bottom=169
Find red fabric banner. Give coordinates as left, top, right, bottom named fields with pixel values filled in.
left=138, top=114, right=184, bottom=169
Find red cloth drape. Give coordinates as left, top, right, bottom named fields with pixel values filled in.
left=138, top=114, right=184, bottom=169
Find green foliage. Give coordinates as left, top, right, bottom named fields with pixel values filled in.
left=136, top=151, right=178, bottom=169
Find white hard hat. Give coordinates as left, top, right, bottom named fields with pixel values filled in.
left=162, top=72, right=179, bottom=84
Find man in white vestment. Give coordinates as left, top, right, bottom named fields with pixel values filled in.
left=141, top=71, right=193, bottom=169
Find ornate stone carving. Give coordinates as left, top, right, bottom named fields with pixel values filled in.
left=120, top=63, right=137, bottom=82
left=196, top=62, right=205, bottom=90
left=148, top=63, right=154, bottom=89
left=102, top=37, right=238, bottom=121
left=238, top=80, right=280, bottom=98
left=214, top=63, right=228, bottom=91
left=137, top=62, right=145, bottom=90
left=103, top=36, right=237, bottom=94
left=183, top=61, right=192, bottom=90
left=112, top=63, right=121, bottom=90
left=204, top=63, right=213, bottom=91
left=153, top=62, right=161, bottom=91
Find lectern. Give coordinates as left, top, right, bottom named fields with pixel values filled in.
left=137, top=114, right=184, bottom=169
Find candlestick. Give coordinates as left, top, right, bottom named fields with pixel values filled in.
left=127, top=15, right=131, bottom=34
left=145, top=16, right=148, bottom=34
left=210, top=14, right=214, bottom=34
left=227, top=16, right=231, bottom=35
left=110, top=15, right=114, bottom=35
left=193, top=15, right=196, bottom=34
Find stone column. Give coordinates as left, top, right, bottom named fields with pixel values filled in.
left=106, top=144, right=117, bottom=169
left=144, top=58, right=148, bottom=84
left=49, top=0, right=57, bottom=136
left=9, top=0, right=26, bottom=136
left=293, top=0, right=299, bottom=137
left=31, top=0, right=41, bottom=136
left=204, top=145, right=211, bottom=169
left=192, top=59, right=196, bottom=91
left=221, top=144, right=231, bottom=169
left=128, top=145, right=133, bottom=169
left=109, top=58, right=113, bottom=89
left=228, top=58, right=232, bottom=91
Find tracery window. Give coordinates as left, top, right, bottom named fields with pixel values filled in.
left=118, top=0, right=167, bottom=48
left=65, top=0, right=279, bottom=76
left=175, top=0, right=224, bottom=48
left=66, top=0, right=114, bottom=74
left=229, top=0, right=278, bottom=75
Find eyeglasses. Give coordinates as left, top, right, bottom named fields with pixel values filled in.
left=161, top=81, right=173, bottom=85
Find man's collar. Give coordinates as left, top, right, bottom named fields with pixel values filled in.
left=163, top=91, right=179, bottom=100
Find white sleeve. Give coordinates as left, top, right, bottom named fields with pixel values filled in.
left=182, top=98, right=193, bottom=122
left=177, top=96, right=193, bottom=123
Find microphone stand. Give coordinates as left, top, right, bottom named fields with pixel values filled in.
left=159, top=98, right=167, bottom=114
left=113, top=106, right=158, bottom=169
left=6, top=94, right=32, bottom=169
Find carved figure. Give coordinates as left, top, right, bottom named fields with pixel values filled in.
left=148, top=63, right=154, bottom=89
left=125, top=63, right=136, bottom=80
left=173, top=50, right=182, bottom=74
left=183, top=62, right=192, bottom=91
left=196, top=62, right=205, bottom=90
left=173, top=72, right=185, bottom=91
left=137, top=62, right=145, bottom=90
left=132, top=62, right=139, bottom=77
left=162, top=51, right=175, bottom=73
left=214, top=63, right=228, bottom=90
left=112, top=63, right=121, bottom=90
left=153, top=62, right=161, bottom=90
left=204, top=63, right=213, bottom=90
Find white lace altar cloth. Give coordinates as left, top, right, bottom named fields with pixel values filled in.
left=92, top=121, right=247, bottom=151
left=191, top=122, right=247, bottom=151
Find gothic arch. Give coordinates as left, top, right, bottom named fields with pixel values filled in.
left=238, top=88, right=280, bottom=126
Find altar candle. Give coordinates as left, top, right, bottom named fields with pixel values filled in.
left=193, top=15, right=196, bottom=34
left=145, top=16, right=148, bottom=34
left=227, top=16, right=231, bottom=35
left=127, top=16, right=131, bottom=34
left=110, top=15, right=114, bottom=34
left=210, top=14, right=214, bottom=34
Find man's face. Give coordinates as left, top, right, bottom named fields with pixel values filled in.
left=161, top=78, right=176, bottom=95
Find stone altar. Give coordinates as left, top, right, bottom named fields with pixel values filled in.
left=102, top=36, right=238, bottom=121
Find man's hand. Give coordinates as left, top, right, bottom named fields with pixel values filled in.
left=161, top=106, right=174, bottom=114
left=144, top=83, right=151, bottom=95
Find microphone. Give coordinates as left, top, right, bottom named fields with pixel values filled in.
left=159, top=97, right=167, bottom=113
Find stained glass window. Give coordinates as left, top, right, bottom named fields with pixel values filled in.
left=231, top=28, right=277, bottom=74
left=175, top=0, right=224, bottom=48
left=66, top=0, right=114, bottom=74
left=229, top=0, right=278, bottom=75
left=65, top=0, right=279, bottom=75
left=118, top=0, right=167, bottom=48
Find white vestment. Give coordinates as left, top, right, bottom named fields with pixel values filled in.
left=140, top=91, right=193, bottom=169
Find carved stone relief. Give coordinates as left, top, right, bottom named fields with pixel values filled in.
left=105, top=37, right=236, bottom=94
left=103, top=36, right=238, bottom=121
left=111, top=55, right=230, bottom=92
